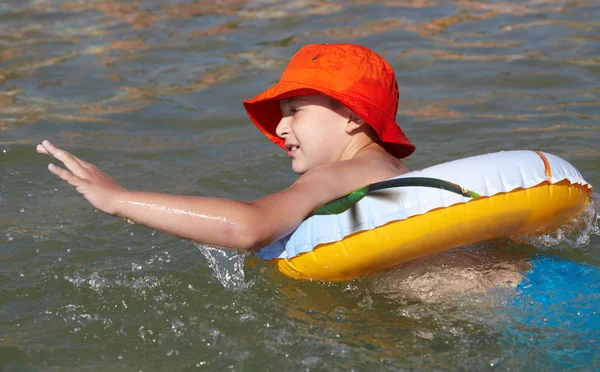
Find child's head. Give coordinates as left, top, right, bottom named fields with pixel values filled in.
left=275, top=93, right=375, bottom=173
left=243, top=43, right=415, bottom=172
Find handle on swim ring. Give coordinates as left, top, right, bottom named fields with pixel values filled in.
left=313, top=177, right=480, bottom=216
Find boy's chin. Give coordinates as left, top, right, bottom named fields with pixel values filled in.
left=291, top=167, right=307, bottom=175
left=291, top=161, right=309, bottom=175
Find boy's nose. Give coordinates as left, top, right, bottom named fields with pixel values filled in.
left=275, top=117, right=290, bottom=138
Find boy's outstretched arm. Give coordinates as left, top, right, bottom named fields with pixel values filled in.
left=36, top=141, right=342, bottom=252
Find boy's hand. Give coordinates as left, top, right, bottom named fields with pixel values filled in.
left=36, top=140, right=127, bottom=216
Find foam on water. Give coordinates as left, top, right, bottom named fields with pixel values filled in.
left=510, top=192, right=600, bottom=254
left=194, top=243, right=253, bottom=290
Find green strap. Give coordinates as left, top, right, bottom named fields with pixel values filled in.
left=369, top=177, right=480, bottom=198
left=313, top=177, right=480, bottom=216
left=313, top=187, right=369, bottom=215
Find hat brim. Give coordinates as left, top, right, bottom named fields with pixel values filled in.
left=243, top=81, right=415, bottom=159
left=243, top=83, right=317, bottom=151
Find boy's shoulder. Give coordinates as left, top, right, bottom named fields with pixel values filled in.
left=291, top=147, right=409, bottom=208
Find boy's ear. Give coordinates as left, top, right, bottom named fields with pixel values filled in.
left=345, top=113, right=366, bottom=134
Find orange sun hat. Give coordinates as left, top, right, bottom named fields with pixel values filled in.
left=243, top=43, right=415, bottom=159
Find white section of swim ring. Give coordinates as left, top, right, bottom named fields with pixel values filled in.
left=256, top=150, right=592, bottom=260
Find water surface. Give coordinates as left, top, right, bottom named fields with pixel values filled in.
left=1, top=0, right=599, bottom=370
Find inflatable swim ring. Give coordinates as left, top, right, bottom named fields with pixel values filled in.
left=257, top=151, right=593, bottom=281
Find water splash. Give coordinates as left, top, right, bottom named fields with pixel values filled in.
left=194, top=244, right=252, bottom=290
left=509, top=192, right=600, bottom=250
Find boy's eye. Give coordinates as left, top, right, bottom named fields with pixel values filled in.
left=290, top=107, right=299, bottom=114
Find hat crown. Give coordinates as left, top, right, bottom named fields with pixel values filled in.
left=281, top=44, right=399, bottom=118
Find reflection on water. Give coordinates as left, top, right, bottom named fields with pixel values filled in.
left=1, top=0, right=599, bottom=370
left=1, top=0, right=598, bottom=133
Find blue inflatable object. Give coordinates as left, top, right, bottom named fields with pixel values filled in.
left=505, top=256, right=600, bottom=369
left=517, top=256, right=600, bottom=329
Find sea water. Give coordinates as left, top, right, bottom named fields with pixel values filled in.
left=1, top=0, right=599, bottom=370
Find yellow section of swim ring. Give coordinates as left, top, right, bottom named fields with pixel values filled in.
left=270, top=181, right=592, bottom=281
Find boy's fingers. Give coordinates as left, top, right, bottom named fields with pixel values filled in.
left=70, top=154, right=92, bottom=169
left=39, top=142, right=93, bottom=169
left=41, top=140, right=86, bottom=177
left=36, top=144, right=50, bottom=155
left=48, top=163, right=83, bottom=187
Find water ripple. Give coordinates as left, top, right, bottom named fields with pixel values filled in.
left=1, top=0, right=599, bottom=370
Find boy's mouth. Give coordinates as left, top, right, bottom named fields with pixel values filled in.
left=286, top=144, right=299, bottom=157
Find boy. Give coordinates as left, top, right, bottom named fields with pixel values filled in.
left=36, top=43, right=414, bottom=252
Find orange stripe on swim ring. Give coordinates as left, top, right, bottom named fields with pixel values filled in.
left=535, top=151, right=552, bottom=181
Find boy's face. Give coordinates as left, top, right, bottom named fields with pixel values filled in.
left=276, top=94, right=351, bottom=174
